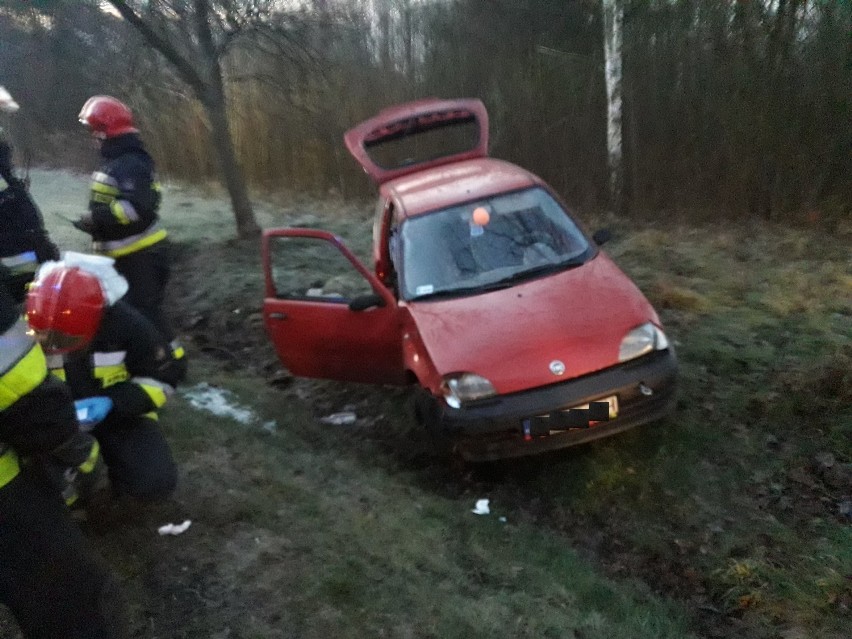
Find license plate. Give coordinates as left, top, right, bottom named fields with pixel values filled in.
left=569, top=395, right=619, bottom=420
left=531, top=395, right=619, bottom=435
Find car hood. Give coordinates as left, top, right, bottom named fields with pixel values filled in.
left=406, top=253, right=659, bottom=394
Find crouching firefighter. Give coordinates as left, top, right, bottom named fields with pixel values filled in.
left=0, top=273, right=127, bottom=638
left=0, top=137, right=60, bottom=303
left=25, top=253, right=183, bottom=500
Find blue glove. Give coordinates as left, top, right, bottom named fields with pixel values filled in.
left=74, top=397, right=113, bottom=431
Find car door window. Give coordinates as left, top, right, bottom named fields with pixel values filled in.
left=269, top=236, right=375, bottom=302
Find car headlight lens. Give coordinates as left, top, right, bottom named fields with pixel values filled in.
left=441, top=374, right=496, bottom=408
left=618, top=322, right=669, bottom=362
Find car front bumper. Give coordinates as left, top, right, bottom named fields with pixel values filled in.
left=436, top=349, right=678, bottom=461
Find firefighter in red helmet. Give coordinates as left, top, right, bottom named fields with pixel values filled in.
left=26, top=256, right=184, bottom=500
left=1, top=268, right=127, bottom=638
left=75, top=95, right=186, bottom=379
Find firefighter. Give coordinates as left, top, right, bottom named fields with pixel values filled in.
left=74, top=95, right=185, bottom=378
left=26, top=254, right=183, bottom=500
left=1, top=133, right=60, bottom=303
left=0, top=271, right=127, bottom=639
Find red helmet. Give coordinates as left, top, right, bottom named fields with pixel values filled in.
left=26, top=267, right=106, bottom=354
left=78, top=96, right=138, bottom=139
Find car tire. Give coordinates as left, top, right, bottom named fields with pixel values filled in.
left=411, top=388, right=457, bottom=457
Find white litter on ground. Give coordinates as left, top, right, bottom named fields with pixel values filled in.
left=472, top=499, right=490, bottom=515
left=181, top=382, right=258, bottom=425
left=158, top=520, right=192, bottom=536
left=319, top=412, right=357, bottom=425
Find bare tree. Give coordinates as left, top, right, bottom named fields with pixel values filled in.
left=3, top=0, right=848, bottom=219
left=601, top=0, right=624, bottom=215
left=105, top=0, right=270, bottom=238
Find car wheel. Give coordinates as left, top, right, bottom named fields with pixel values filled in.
left=411, top=388, right=457, bottom=457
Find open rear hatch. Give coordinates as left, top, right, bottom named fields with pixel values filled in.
left=344, top=98, right=489, bottom=185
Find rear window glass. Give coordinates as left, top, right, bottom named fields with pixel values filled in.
left=365, top=115, right=480, bottom=170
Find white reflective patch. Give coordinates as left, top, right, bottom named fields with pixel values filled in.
left=93, top=351, right=126, bottom=366
left=117, top=199, right=139, bottom=221
left=0, top=319, right=33, bottom=373
left=1, top=252, right=37, bottom=275
left=415, top=284, right=434, bottom=295
left=132, top=376, right=174, bottom=396
left=92, top=171, right=119, bottom=187
left=1, top=251, right=37, bottom=267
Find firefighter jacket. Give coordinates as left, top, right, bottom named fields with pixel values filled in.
left=0, top=180, right=60, bottom=302
left=87, top=133, right=166, bottom=259
left=0, top=285, right=98, bottom=492
left=46, top=300, right=182, bottom=425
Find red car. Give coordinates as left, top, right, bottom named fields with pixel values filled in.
left=262, top=98, right=677, bottom=461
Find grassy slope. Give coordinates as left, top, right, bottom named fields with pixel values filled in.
left=9, top=169, right=850, bottom=638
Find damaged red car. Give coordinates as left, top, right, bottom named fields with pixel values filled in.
left=262, top=98, right=677, bottom=461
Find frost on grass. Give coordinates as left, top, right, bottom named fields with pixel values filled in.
left=181, top=382, right=276, bottom=432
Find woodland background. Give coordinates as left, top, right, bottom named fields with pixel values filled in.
left=0, top=0, right=849, bottom=222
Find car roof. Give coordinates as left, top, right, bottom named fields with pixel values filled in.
left=380, top=157, right=541, bottom=219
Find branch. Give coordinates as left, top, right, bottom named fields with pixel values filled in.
left=193, top=0, right=217, bottom=70
left=106, top=0, right=206, bottom=94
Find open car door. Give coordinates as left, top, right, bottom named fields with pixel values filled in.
left=262, top=228, right=405, bottom=385
left=344, top=98, right=489, bottom=185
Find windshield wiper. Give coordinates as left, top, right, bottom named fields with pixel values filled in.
left=490, top=257, right=586, bottom=286
left=407, top=257, right=586, bottom=301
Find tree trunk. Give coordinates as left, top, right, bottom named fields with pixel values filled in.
left=602, top=0, right=625, bottom=215
left=202, top=85, right=259, bottom=238
left=106, top=0, right=259, bottom=239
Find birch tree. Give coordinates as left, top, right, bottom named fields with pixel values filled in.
left=601, top=0, right=624, bottom=214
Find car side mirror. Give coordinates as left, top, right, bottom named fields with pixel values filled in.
left=348, top=293, right=385, bottom=312
left=592, top=229, right=612, bottom=246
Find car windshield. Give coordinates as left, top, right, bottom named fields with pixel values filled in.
left=394, top=187, right=593, bottom=301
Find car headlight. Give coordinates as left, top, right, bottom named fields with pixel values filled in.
left=618, top=322, right=669, bottom=363
left=441, top=373, right=496, bottom=408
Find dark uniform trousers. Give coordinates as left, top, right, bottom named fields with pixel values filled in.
left=112, top=239, right=173, bottom=343
left=92, top=415, right=177, bottom=500
left=0, top=467, right=126, bottom=639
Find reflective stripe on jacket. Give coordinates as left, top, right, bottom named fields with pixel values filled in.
left=46, top=301, right=181, bottom=422
left=1, top=250, right=38, bottom=276
left=0, top=317, right=48, bottom=411
left=48, top=349, right=174, bottom=414
left=92, top=224, right=167, bottom=258
left=0, top=318, right=46, bottom=491
left=0, top=444, right=20, bottom=490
